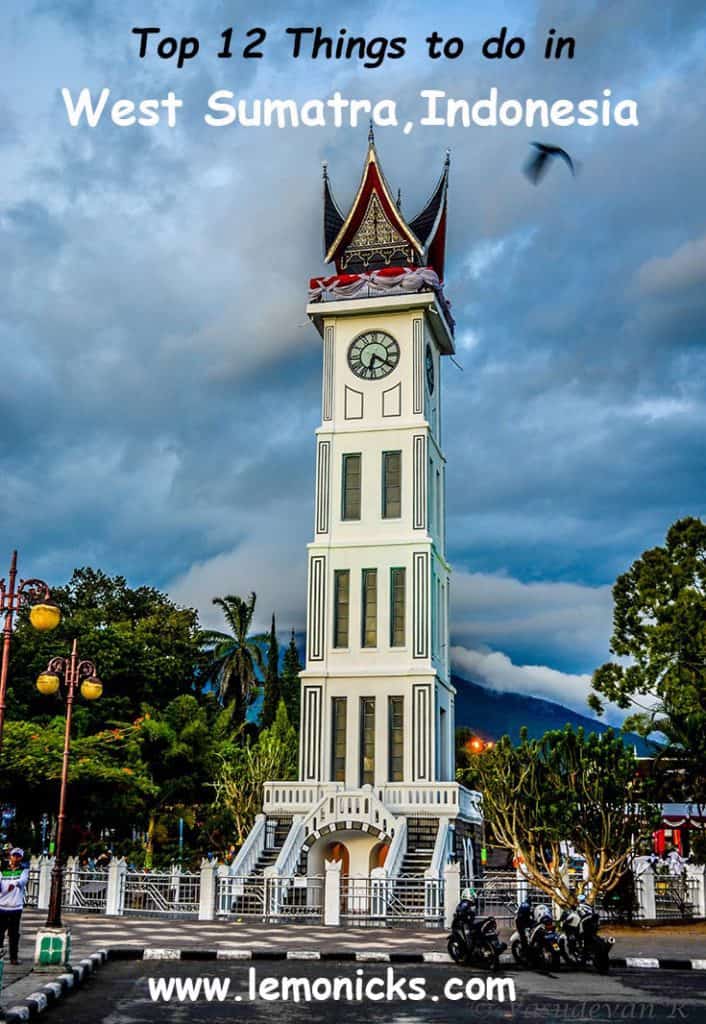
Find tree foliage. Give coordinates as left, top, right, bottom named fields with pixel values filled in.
left=0, top=717, right=155, bottom=837
left=280, top=630, right=302, bottom=728
left=8, top=567, right=203, bottom=730
left=590, top=517, right=706, bottom=820
left=461, top=726, right=658, bottom=907
left=211, top=700, right=298, bottom=846
left=200, top=593, right=264, bottom=727
left=261, top=614, right=281, bottom=729
left=3, top=566, right=300, bottom=864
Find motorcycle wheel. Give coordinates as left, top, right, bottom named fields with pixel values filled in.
left=559, top=941, right=579, bottom=967
left=594, top=944, right=611, bottom=975
left=511, top=938, right=525, bottom=965
left=447, top=935, right=468, bottom=965
left=537, top=946, right=561, bottom=972
left=474, top=940, right=499, bottom=972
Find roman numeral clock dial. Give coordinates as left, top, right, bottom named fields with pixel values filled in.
left=347, top=331, right=400, bottom=381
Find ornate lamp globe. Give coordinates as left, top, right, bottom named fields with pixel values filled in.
left=29, top=602, right=61, bottom=632
left=80, top=677, right=103, bottom=701
left=36, top=672, right=61, bottom=696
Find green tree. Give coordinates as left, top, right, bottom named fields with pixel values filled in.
left=280, top=630, right=302, bottom=728
left=0, top=717, right=155, bottom=848
left=212, top=700, right=298, bottom=845
left=8, top=567, right=203, bottom=730
left=200, top=593, right=264, bottom=728
left=461, top=726, right=657, bottom=908
left=126, top=695, right=220, bottom=867
left=261, top=614, right=281, bottom=729
left=590, top=517, right=706, bottom=834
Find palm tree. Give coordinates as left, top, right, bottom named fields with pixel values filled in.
left=200, top=593, right=264, bottom=727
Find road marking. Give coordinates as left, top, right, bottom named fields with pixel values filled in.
left=356, top=952, right=390, bottom=962
left=423, top=952, right=453, bottom=963
left=625, top=957, right=660, bottom=969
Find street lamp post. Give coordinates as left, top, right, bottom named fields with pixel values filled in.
left=0, top=549, right=61, bottom=753
left=34, top=640, right=103, bottom=968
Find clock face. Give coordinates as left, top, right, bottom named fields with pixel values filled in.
left=348, top=331, right=400, bottom=381
left=425, top=343, right=435, bottom=394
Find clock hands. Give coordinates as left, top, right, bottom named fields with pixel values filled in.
left=348, top=334, right=399, bottom=379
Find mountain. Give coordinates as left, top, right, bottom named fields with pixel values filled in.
left=452, top=673, right=653, bottom=755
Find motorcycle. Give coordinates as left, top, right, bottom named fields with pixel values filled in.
left=447, top=888, right=508, bottom=971
left=558, top=898, right=614, bottom=974
left=510, top=902, right=561, bottom=971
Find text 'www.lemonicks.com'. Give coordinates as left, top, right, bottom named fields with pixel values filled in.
left=148, top=967, right=516, bottom=1004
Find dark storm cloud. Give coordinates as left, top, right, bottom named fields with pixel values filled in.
left=2, top=1, right=705, bottom=694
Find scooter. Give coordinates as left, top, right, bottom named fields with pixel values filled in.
left=447, top=888, right=508, bottom=971
left=558, top=898, right=614, bottom=974
left=510, top=902, right=561, bottom=971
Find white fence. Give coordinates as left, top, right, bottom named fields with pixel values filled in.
left=62, top=867, right=108, bottom=913
left=339, top=875, right=444, bottom=927
left=216, top=875, right=324, bottom=922
left=122, top=870, right=200, bottom=916
left=23, top=855, right=706, bottom=926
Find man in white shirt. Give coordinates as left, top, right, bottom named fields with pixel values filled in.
left=0, top=847, right=29, bottom=964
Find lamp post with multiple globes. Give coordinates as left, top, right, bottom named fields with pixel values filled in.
left=35, top=640, right=103, bottom=961
left=0, top=549, right=61, bottom=753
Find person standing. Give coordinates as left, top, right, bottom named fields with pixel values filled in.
left=667, top=846, right=685, bottom=878
left=0, top=847, right=29, bottom=964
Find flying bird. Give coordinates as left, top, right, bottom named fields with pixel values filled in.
left=524, top=142, right=575, bottom=185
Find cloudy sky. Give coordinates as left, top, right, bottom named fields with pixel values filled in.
left=3, top=2, right=705, bottom=721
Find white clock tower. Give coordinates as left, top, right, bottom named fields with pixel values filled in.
left=235, top=134, right=482, bottom=910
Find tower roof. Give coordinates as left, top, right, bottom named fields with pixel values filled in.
left=322, top=135, right=450, bottom=279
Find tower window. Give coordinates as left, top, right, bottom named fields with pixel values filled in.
left=360, top=697, right=375, bottom=786
left=390, top=567, right=406, bottom=647
left=361, top=569, right=377, bottom=647
left=331, top=697, right=347, bottom=782
left=382, top=451, right=402, bottom=519
left=333, top=570, right=350, bottom=648
left=342, top=453, right=361, bottom=520
left=388, top=696, right=404, bottom=782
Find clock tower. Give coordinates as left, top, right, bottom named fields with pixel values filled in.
left=237, top=134, right=482, bottom=912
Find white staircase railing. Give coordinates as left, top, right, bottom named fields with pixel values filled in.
left=424, top=818, right=451, bottom=918
left=425, top=817, right=452, bottom=881
left=229, top=813, right=267, bottom=877
left=383, top=817, right=407, bottom=879
left=305, top=786, right=397, bottom=838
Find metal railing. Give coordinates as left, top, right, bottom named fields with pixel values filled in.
left=122, top=871, right=200, bottom=917
left=216, top=875, right=324, bottom=923
left=654, top=875, right=698, bottom=920
left=468, top=872, right=551, bottom=926
left=62, top=868, right=109, bottom=913
left=24, top=868, right=40, bottom=908
left=340, top=875, right=444, bottom=928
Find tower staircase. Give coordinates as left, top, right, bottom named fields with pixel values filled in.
left=250, top=818, right=293, bottom=876
left=398, top=817, right=438, bottom=875
left=392, top=817, right=443, bottom=920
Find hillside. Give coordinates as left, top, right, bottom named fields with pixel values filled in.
left=452, top=673, right=653, bottom=754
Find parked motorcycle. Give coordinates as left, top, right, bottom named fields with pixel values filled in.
left=447, top=888, right=508, bottom=970
left=558, top=898, right=614, bottom=973
left=510, top=902, right=561, bottom=971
